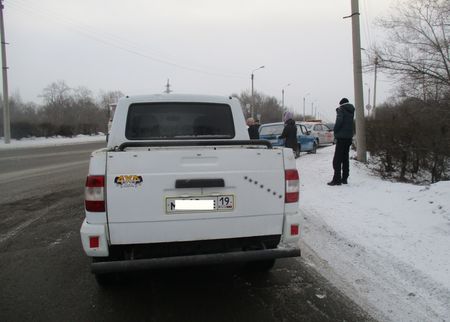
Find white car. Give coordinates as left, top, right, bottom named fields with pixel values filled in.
left=301, top=122, right=334, bottom=146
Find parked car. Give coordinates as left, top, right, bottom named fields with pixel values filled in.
left=301, top=122, right=334, bottom=146
left=259, top=122, right=317, bottom=153
left=325, top=123, right=335, bottom=131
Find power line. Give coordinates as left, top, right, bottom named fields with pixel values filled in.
left=10, top=0, right=172, bottom=60
left=362, top=0, right=373, bottom=47
left=8, top=0, right=246, bottom=79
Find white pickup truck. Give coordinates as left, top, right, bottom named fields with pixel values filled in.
left=80, top=94, right=301, bottom=284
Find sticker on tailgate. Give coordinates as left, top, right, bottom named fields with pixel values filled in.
left=114, top=175, right=143, bottom=188
left=165, top=195, right=234, bottom=214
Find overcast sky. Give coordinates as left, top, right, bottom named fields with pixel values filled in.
left=6, top=0, right=394, bottom=122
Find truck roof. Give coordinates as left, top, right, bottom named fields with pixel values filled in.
left=118, top=94, right=236, bottom=105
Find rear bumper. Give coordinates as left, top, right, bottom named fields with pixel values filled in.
left=91, top=247, right=300, bottom=274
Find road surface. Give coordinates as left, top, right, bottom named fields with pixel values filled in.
left=0, top=142, right=373, bottom=321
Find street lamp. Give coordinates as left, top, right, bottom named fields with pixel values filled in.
left=302, top=93, right=310, bottom=121
left=251, top=65, right=265, bottom=119
left=281, top=83, right=291, bottom=120
left=311, top=99, right=317, bottom=119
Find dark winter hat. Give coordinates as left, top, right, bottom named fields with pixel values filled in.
left=339, top=98, right=349, bottom=105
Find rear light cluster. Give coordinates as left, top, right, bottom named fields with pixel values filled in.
left=285, top=169, right=299, bottom=203
left=85, top=175, right=105, bottom=212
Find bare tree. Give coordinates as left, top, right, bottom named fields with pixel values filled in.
left=371, top=0, right=450, bottom=99
left=41, top=80, right=72, bottom=106
left=233, top=90, right=284, bottom=123
left=99, top=90, right=123, bottom=118
left=40, top=80, right=73, bottom=126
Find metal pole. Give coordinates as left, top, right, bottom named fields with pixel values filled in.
left=251, top=73, right=254, bottom=119
left=0, top=0, right=10, bottom=144
left=302, top=93, right=309, bottom=121
left=250, top=65, right=264, bottom=119
left=281, top=83, right=291, bottom=121
left=373, top=56, right=378, bottom=117
left=302, top=97, right=305, bottom=121
left=351, top=0, right=366, bottom=162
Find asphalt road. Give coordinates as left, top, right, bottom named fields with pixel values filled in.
left=0, top=142, right=373, bottom=322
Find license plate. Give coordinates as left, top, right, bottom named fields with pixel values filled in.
left=165, top=195, right=234, bottom=214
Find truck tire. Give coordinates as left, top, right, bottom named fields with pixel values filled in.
left=308, top=141, right=317, bottom=154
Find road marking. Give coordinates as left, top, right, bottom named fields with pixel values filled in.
left=0, top=160, right=88, bottom=184
left=0, top=217, right=41, bottom=244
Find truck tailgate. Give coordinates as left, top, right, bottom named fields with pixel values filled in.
left=106, top=147, right=285, bottom=244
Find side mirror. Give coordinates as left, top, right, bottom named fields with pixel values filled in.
left=306, top=130, right=311, bottom=135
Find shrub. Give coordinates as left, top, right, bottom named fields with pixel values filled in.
left=367, top=99, right=450, bottom=183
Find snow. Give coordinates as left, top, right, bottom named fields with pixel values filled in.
left=0, top=134, right=106, bottom=150
left=298, top=146, right=450, bottom=322
left=1, top=135, right=449, bottom=320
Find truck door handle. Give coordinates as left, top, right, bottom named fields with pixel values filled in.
left=175, top=179, right=225, bottom=188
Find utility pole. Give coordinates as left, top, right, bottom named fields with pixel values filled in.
left=281, top=83, right=291, bottom=121
left=347, top=0, right=366, bottom=162
left=302, top=97, right=305, bottom=121
left=164, top=79, right=172, bottom=94
left=372, top=56, right=378, bottom=117
left=251, top=73, right=254, bottom=118
left=302, top=93, right=309, bottom=121
left=0, top=0, right=10, bottom=144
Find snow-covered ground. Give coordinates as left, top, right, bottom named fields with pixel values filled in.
left=298, top=146, right=450, bottom=322
left=0, top=135, right=106, bottom=150
left=1, top=135, right=449, bottom=321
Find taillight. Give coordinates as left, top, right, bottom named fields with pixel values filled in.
left=285, top=169, right=299, bottom=203
left=85, top=175, right=105, bottom=212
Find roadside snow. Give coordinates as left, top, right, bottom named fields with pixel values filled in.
left=0, top=135, right=106, bottom=150
left=298, top=146, right=450, bottom=322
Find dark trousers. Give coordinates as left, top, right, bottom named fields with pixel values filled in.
left=332, top=138, right=352, bottom=182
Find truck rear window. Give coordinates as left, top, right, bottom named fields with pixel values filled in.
left=125, top=102, right=235, bottom=140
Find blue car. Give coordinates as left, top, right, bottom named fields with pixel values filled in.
left=259, top=122, right=317, bottom=153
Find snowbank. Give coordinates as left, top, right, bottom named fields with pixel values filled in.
left=298, top=146, right=450, bottom=321
left=0, top=134, right=106, bottom=150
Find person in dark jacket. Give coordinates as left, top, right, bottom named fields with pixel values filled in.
left=247, top=118, right=260, bottom=139
left=328, top=98, right=355, bottom=186
left=279, top=118, right=300, bottom=158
